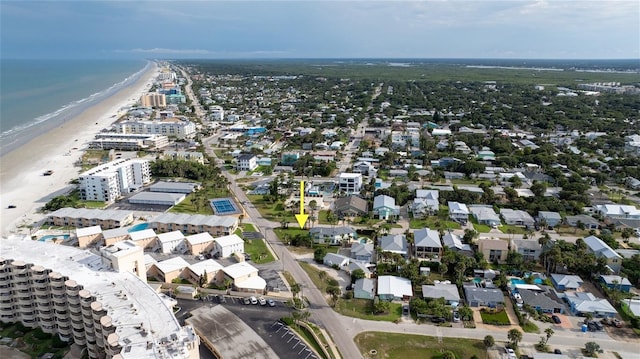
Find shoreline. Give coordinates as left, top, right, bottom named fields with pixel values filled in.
left=0, top=61, right=159, bottom=237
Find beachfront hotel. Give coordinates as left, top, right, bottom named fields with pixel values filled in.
left=116, top=117, right=196, bottom=139
left=140, top=93, right=167, bottom=108
left=0, top=237, right=200, bottom=359
left=89, top=133, right=169, bottom=151
left=79, top=158, right=151, bottom=203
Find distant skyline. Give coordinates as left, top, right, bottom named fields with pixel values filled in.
left=1, top=1, right=638, bottom=60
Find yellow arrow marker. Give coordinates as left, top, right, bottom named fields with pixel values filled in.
left=295, top=180, right=309, bottom=229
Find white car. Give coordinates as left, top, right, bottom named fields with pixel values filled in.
left=250, top=296, right=258, bottom=305
left=505, top=348, right=516, bottom=359
left=258, top=297, right=267, bottom=306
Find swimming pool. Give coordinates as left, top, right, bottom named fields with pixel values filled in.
left=39, top=234, right=70, bottom=242
left=511, top=278, right=543, bottom=285
left=210, top=198, right=241, bottom=215
left=128, top=223, right=149, bottom=232
left=473, top=277, right=483, bottom=283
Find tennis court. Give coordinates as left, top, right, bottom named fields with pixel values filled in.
left=210, top=198, right=241, bottom=215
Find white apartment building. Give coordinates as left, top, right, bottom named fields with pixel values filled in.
left=89, top=133, right=169, bottom=151
left=213, top=234, right=245, bottom=258
left=117, top=117, right=196, bottom=139
left=624, top=134, right=640, bottom=156
left=337, top=173, right=363, bottom=194
left=79, top=158, right=151, bottom=202
left=0, top=237, right=200, bottom=359
left=236, top=154, right=258, bottom=171
left=209, top=105, right=224, bottom=121
left=140, top=93, right=167, bottom=108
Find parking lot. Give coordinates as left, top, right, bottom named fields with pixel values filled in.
left=176, top=295, right=320, bottom=359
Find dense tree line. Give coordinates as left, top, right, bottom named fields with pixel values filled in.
left=151, top=159, right=220, bottom=181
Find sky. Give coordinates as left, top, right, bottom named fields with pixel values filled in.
left=1, top=0, right=638, bottom=59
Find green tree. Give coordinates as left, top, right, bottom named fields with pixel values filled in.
left=483, top=335, right=495, bottom=349
left=544, top=327, right=554, bottom=345
left=458, top=306, right=473, bottom=322
left=351, top=269, right=366, bottom=284
left=507, top=328, right=523, bottom=348
left=326, top=285, right=341, bottom=306
left=442, top=351, right=456, bottom=359
left=313, top=246, right=327, bottom=263
left=583, top=342, right=603, bottom=357
left=372, top=297, right=391, bottom=314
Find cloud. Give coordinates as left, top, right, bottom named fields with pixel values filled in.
left=123, top=48, right=217, bottom=55
left=115, top=48, right=293, bottom=57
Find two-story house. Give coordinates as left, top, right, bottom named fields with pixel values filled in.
left=414, top=228, right=442, bottom=260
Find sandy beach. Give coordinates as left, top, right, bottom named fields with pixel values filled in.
left=0, top=61, right=159, bottom=237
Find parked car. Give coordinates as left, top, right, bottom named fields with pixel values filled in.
left=505, top=348, right=516, bottom=359
left=554, top=349, right=562, bottom=355
left=250, top=296, right=258, bottom=305
left=430, top=317, right=446, bottom=323
left=453, top=311, right=460, bottom=322
left=267, top=299, right=276, bottom=307
left=217, top=295, right=226, bottom=303
left=551, top=315, right=561, bottom=324
left=243, top=297, right=251, bottom=305
left=7, top=205, right=16, bottom=209
left=258, top=297, right=267, bottom=306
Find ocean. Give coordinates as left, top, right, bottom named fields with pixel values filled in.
left=0, top=59, right=148, bottom=154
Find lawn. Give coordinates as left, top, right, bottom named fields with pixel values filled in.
left=299, top=261, right=328, bottom=294
left=410, top=217, right=461, bottom=230
left=233, top=224, right=275, bottom=264
left=245, top=194, right=296, bottom=222
left=274, top=228, right=309, bottom=244
left=473, top=223, right=492, bottom=233
left=355, top=332, right=487, bottom=359
left=498, top=225, right=528, bottom=235
left=335, top=299, right=402, bottom=322
left=480, top=309, right=511, bottom=325
left=170, top=188, right=232, bottom=214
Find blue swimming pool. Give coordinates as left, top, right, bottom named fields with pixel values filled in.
left=39, top=234, right=70, bottom=242
left=128, top=223, right=149, bottom=232
left=511, top=278, right=543, bottom=285
left=210, top=198, right=241, bottom=215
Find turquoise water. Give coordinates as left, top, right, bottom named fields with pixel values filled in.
left=511, top=278, right=543, bottom=285
left=473, top=278, right=482, bottom=283
left=39, top=234, right=70, bottom=242
left=128, top=223, right=149, bottom=232
left=0, top=59, right=147, bottom=153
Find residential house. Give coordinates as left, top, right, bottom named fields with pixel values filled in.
left=595, top=204, right=640, bottom=220
left=584, top=235, right=623, bottom=273
left=412, top=190, right=439, bottom=218
left=373, top=195, right=400, bottom=220
left=334, top=196, right=369, bottom=217
left=468, top=205, right=501, bottom=227
left=236, top=154, right=258, bottom=171
left=518, top=288, right=565, bottom=314
left=565, top=215, right=600, bottom=230
left=148, top=257, right=190, bottom=283
left=323, top=253, right=350, bottom=268
left=550, top=274, right=584, bottom=291
left=598, top=275, right=632, bottom=293
left=464, top=285, right=505, bottom=307
left=377, top=275, right=413, bottom=301
left=442, top=232, right=473, bottom=256
left=478, top=238, right=509, bottom=263
left=350, top=242, right=374, bottom=263
left=221, top=262, right=266, bottom=294
left=348, top=261, right=373, bottom=278
left=185, top=232, right=215, bottom=255
left=129, top=229, right=158, bottom=250
left=421, top=283, right=461, bottom=305
left=101, top=227, right=130, bottom=246
left=309, top=226, right=356, bottom=245
left=511, top=239, right=542, bottom=261
left=352, top=161, right=378, bottom=177
left=354, top=278, right=376, bottom=300
left=537, top=211, right=562, bottom=228
left=337, top=173, right=363, bottom=194
left=183, top=259, right=224, bottom=285
left=379, top=234, right=409, bottom=259
left=76, top=225, right=103, bottom=248
left=500, top=208, right=535, bottom=228
left=448, top=202, right=470, bottom=224
left=414, top=228, right=443, bottom=260
left=212, top=234, right=244, bottom=258
left=156, top=230, right=186, bottom=254
left=563, top=291, right=617, bottom=318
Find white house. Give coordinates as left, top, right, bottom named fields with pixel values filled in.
left=377, top=275, right=413, bottom=301
left=595, top=204, right=640, bottom=220
left=448, top=202, right=470, bottom=223
left=213, top=234, right=245, bottom=258
left=323, top=253, right=350, bottom=268
left=337, top=173, right=363, bottom=194
left=236, top=154, right=258, bottom=171
left=414, top=228, right=442, bottom=260
left=412, top=190, right=439, bottom=218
